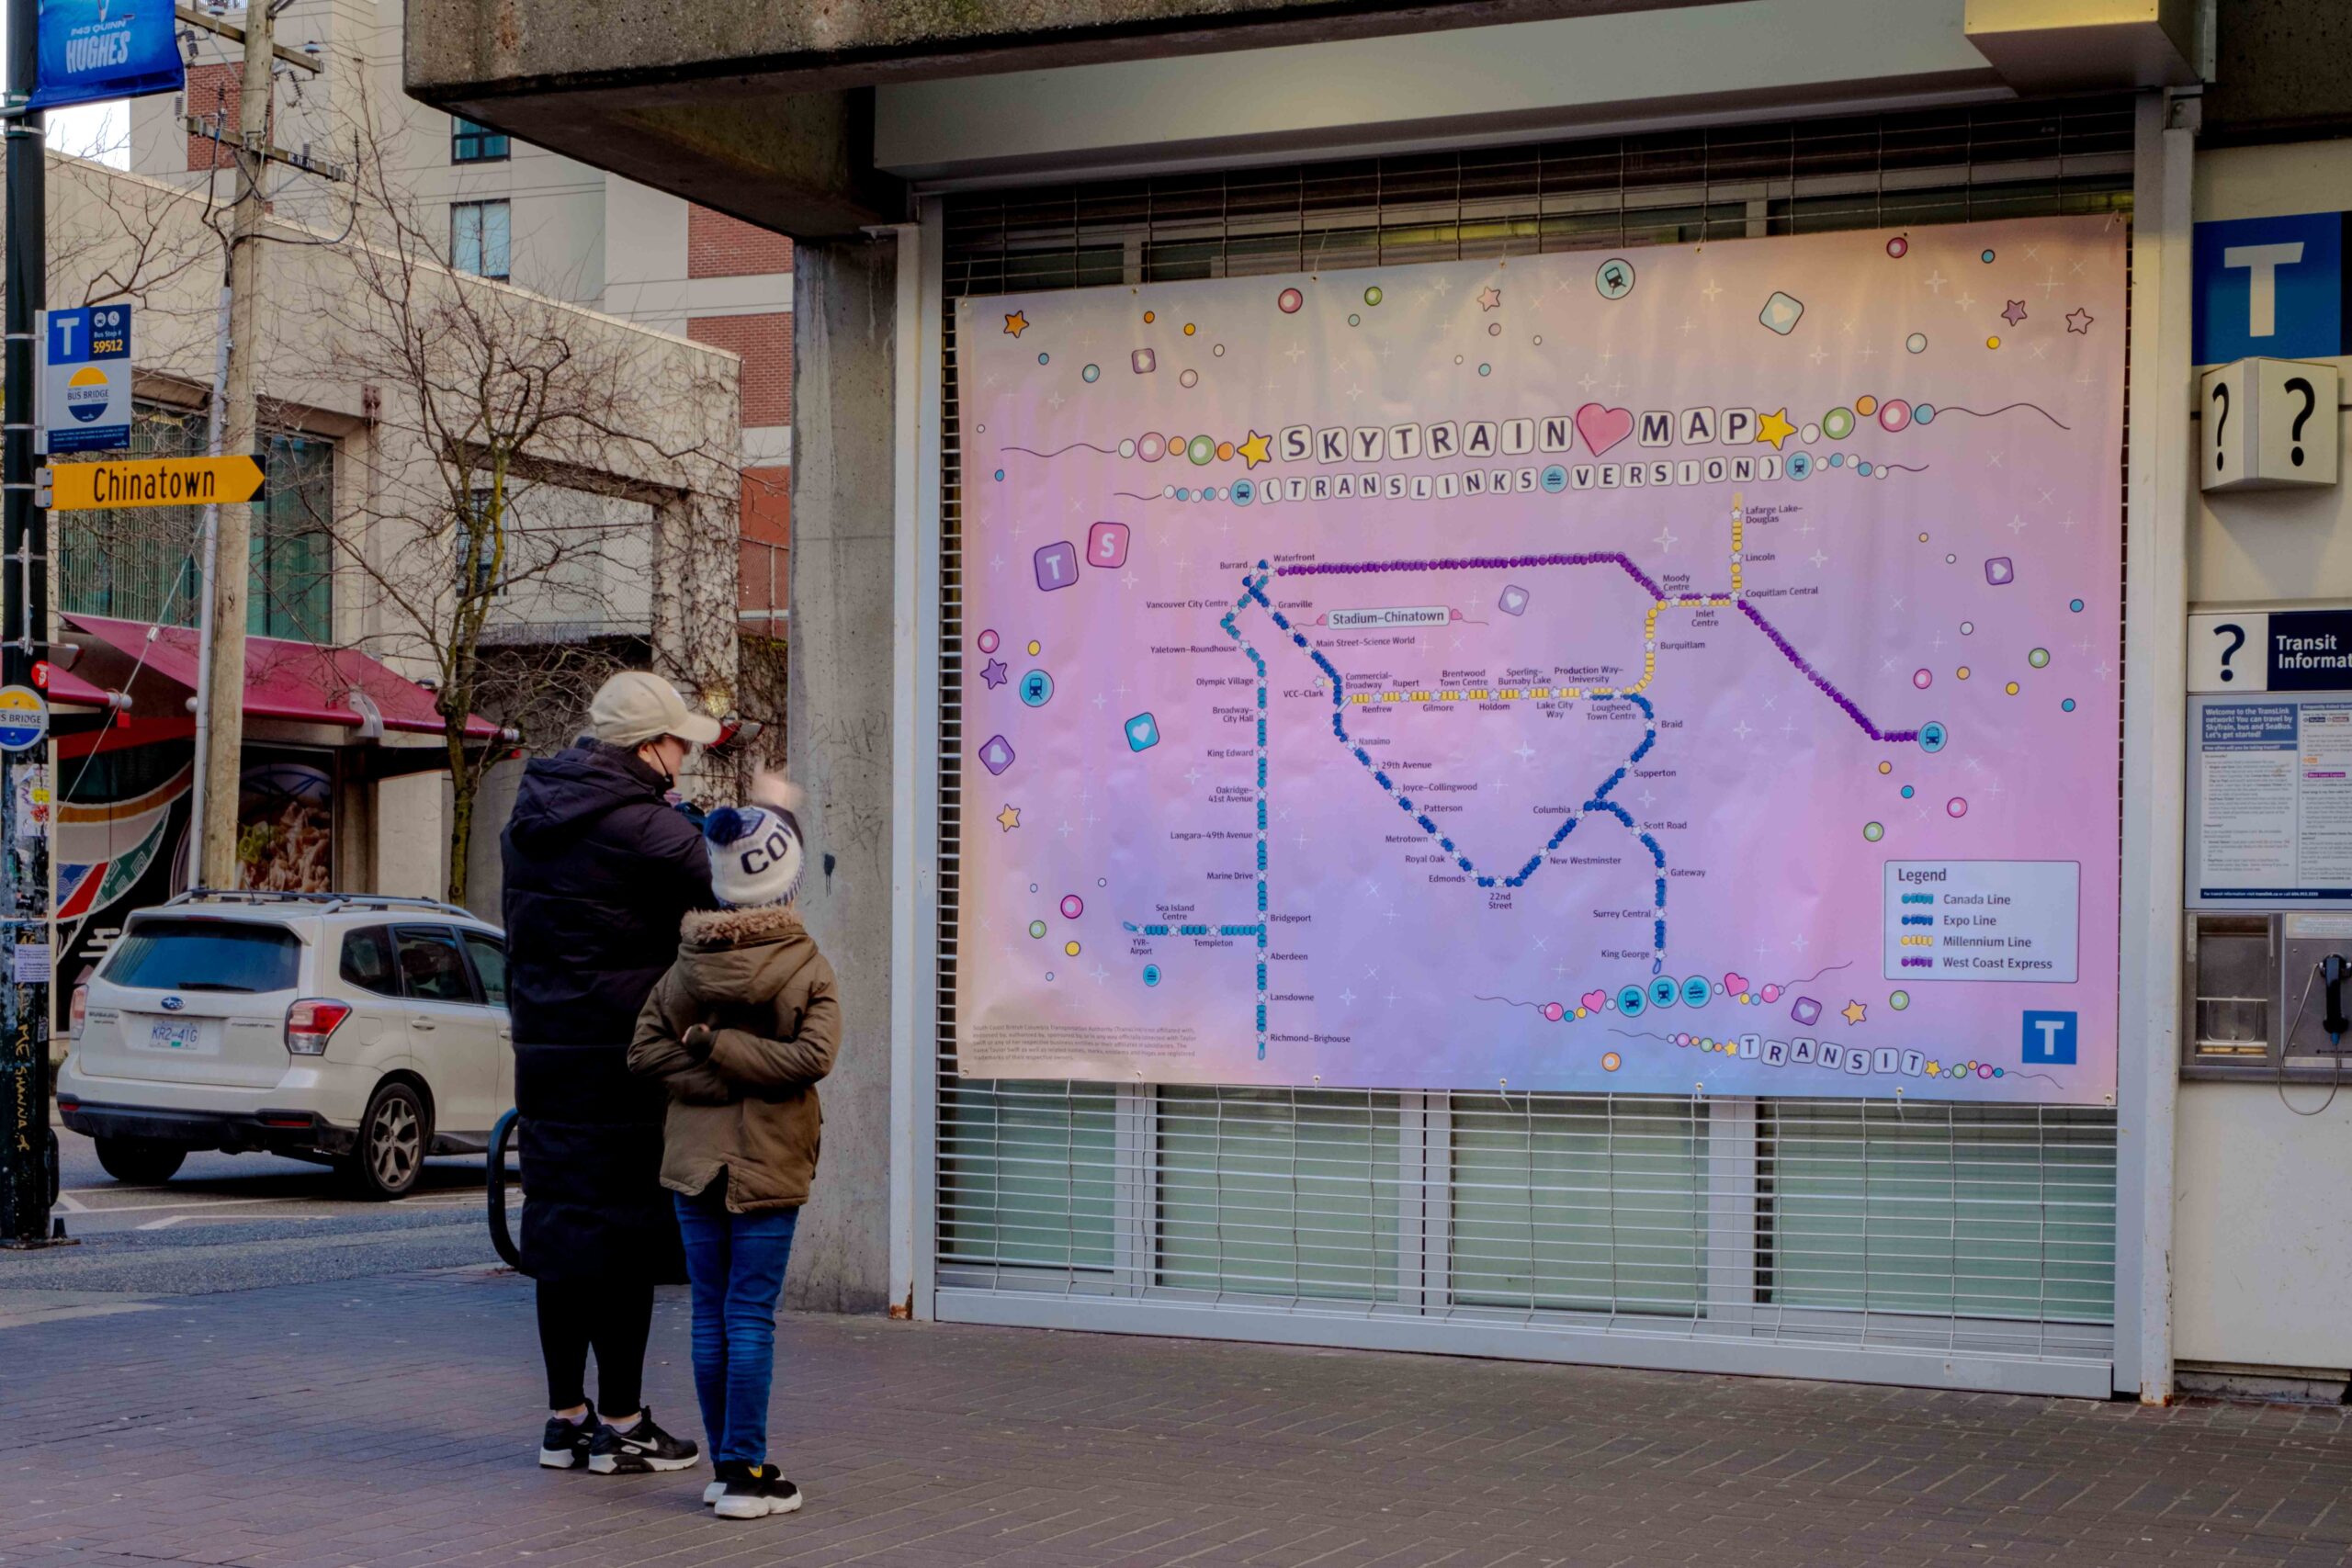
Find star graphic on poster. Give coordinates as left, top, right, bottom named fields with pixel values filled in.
left=979, top=658, right=1009, bottom=689
left=1237, top=430, right=1272, bottom=468
left=1756, top=408, right=1796, bottom=449
left=1841, top=999, right=1868, bottom=1026
left=996, top=805, right=1021, bottom=832
left=2065, top=307, right=2095, bottom=334
left=1477, top=286, right=1502, bottom=311
left=1002, top=310, right=1030, bottom=336
left=2000, top=299, right=2029, bottom=326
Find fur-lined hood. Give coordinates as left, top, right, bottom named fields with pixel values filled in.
left=681, top=905, right=806, bottom=950
left=670, top=905, right=820, bottom=1011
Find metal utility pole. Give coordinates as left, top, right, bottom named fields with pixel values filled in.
left=0, top=0, right=54, bottom=1246
left=194, top=0, right=277, bottom=891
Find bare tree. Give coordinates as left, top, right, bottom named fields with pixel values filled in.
left=287, top=98, right=741, bottom=905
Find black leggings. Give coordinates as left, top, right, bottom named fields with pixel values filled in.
left=537, top=1279, right=655, bottom=1416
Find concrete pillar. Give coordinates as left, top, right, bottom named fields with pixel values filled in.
left=784, top=235, right=899, bottom=1314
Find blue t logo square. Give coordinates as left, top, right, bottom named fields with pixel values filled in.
left=2021, top=1010, right=2077, bottom=1066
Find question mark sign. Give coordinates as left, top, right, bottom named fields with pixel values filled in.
left=2215, top=622, right=2246, bottom=682
left=2285, top=376, right=2318, bottom=467
left=2211, top=382, right=2231, bottom=470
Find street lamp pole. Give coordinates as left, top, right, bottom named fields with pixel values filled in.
left=0, top=0, right=57, bottom=1247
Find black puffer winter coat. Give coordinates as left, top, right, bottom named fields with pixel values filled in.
left=502, top=739, right=715, bottom=1280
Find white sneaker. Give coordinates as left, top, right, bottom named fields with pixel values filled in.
left=713, top=1464, right=803, bottom=1520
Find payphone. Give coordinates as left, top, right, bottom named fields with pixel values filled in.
left=2185, top=607, right=2352, bottom=1082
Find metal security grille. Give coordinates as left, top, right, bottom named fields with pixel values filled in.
left=933, top=97, right=2134, bottom=1391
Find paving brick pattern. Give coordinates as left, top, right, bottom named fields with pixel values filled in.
left=7, top=1268, right=2352, bottom=1567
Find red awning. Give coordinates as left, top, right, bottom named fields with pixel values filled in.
left=63, top=615, right=501, bottom=742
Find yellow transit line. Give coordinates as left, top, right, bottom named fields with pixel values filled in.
left=1340, top=493, right=1741, bottom=706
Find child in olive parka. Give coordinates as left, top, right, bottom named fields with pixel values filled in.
left=629, top=775, right=839, bottom=1520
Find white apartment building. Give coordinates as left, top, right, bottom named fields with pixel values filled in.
left=123, top=0, right=795, bottom=625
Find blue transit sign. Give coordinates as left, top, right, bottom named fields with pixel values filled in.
left=28, top=0, right=185, bottom=112
left=38, top=304, right=131, bottom=454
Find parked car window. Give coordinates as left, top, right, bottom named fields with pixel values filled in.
left=339, top=927, right=401, bottom=997
left=395, top=927, right=477, bottom=1003
left=104, top=919, right=300, bottom=994
left=461, top=932, right=508, bottom=1007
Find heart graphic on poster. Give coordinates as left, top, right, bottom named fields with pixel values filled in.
left=1722, top=971, right=1750, bottom=998
left=1580, top=989, right=1610, bottom=1013
left=1574, top=402, right=1634, bottom=457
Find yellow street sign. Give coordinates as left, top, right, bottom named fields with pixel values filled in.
left=42, top=455, right=266, bottom=511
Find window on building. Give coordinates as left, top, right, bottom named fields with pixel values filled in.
left=451, top=200, right=510, bottom=280
left=450, top=117, right=508, bottom=164
left=457, top=489, right=503, bottom=596
left=57, top=403, right=334, bottom=645
left=254, top=432, right=334, bottom=643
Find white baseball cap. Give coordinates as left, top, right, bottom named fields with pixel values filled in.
left=586, top=671, right=723, bottom=749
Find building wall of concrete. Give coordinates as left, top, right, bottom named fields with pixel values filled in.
left=2174, top=137, right=2352, bottom=1374
left=783, top=237, right=901, bottom=1314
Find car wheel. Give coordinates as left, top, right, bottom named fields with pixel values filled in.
left=344, top=1082, right=428, bottom=1201
left=94, top=1136, right=187, bottom=1186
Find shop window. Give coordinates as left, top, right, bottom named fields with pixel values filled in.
left=452, top=199, right=510, bottom=279
left=450, top=118, right=508, bottom=164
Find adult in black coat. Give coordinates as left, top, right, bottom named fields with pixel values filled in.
left=502, top=670, right=718, bottom=1475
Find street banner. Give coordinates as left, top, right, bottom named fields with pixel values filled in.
left=28, top=0, right=185, bottom=111
left=954, top=215, right=2127, bottom=1103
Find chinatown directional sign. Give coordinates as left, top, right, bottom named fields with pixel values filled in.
left=40, top=455, right=266, bottom=512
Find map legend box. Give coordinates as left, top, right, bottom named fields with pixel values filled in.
left=1883, top=861, right=2080, bottom=983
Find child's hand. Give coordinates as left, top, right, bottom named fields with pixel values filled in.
left=682, top=1022, right=715, bottom=1063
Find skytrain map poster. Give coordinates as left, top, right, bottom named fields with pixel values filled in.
left=954, top=214, right=2125, bottom=1104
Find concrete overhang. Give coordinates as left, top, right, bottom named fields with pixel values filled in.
left=404, top=0, right=1742, bottom=237
left=1962, top=0, right=2206, bottom=92
left=406, top=0, right=2215, bottom=240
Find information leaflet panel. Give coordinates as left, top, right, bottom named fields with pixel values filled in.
left=954, top=216, right=2126, bottom=1105
left=2190, top=692, right=2352, bottom=908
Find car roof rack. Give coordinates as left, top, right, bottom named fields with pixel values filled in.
left=162, top=888, right=483, bottom=922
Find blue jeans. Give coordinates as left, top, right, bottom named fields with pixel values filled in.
left=673, top=1184, right=798, bottom=1466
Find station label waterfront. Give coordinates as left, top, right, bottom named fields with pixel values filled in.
left=1883, top=861, right=2081, bottom=983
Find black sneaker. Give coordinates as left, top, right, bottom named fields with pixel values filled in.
left=713, top=1462, right=802, bottom=1520
left=704, top=1460, right=745, bottom=1506
left=537, top=1408, right=598, bottom=1471
left=587, top=1407, right=700, bottom=1474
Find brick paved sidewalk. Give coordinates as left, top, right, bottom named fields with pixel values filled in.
left=6, top=1269, right=2352, bottom=1568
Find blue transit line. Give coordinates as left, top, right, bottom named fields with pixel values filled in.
left=1276, top=573, right=1669, bottom=965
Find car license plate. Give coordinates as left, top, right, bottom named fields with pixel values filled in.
left=147, top=1020, right=206, bottom=1053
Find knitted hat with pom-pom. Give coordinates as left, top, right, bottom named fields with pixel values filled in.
left=702, top=790, right=805, bottom=909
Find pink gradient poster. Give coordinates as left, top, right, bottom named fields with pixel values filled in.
left=954, top=215, right=2124, bottom=1103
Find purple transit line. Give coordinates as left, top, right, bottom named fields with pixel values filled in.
left=1280, top=552, right=1668, bottom=604
left=1737, top=602, right=1919, bottom=743
left=1278, top=554, right=1917, bottom=745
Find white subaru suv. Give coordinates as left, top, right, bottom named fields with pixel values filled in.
left=57, top=891, right=513, bottom=1199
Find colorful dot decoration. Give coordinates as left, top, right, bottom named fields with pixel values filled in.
left=1363, top=286, right=1384, bottom=307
